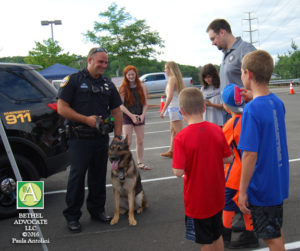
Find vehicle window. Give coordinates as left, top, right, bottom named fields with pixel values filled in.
left=145, top=76, right=155, bottom=82
left=0, top=70, right=44, bottom=100
left=155, top=74, right=165, bottom=80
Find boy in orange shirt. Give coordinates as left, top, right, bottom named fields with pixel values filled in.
left=221, top=84, right=258, bottom=248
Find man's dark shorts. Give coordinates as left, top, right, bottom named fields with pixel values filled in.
left=249, top=203, right=283, bottom=239
left=185, top=211, right=223, bottom=244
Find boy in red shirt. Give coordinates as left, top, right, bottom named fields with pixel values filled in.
left=173, top=87, right=233, bottom=251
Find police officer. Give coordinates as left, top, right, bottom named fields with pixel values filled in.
left=57, top=47, right=122, bottom=233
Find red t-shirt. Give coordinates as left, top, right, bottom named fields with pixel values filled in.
left=173, top=121, right=232, bottom=219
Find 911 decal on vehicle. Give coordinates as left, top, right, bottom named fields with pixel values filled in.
left=4, top=110, right=32, bottom=125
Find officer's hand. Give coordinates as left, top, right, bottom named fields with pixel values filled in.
left=85, top=115, right=98, bottom=128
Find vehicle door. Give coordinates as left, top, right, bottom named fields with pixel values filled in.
left=154, top=74, right=167, bottom=93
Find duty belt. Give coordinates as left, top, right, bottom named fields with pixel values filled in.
left=72, top=126, right=101, bottom=139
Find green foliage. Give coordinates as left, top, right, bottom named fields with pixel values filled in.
left=0, top=56, right=26, bottom=64
left=25, top=39, right=79, bottom=69
left=179, top=64, right=201, bottom=85
left=84, top=3, right=164, bottom=71
left=274, top=40, right=300, bottom=79
left=104, top=57, right=200, bottom=84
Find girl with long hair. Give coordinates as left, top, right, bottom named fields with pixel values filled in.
left=119, top=65, right=150, bottom=170
left=200, top=64, right=224, bottom=126
left=160, top=61, right=185, bottom=158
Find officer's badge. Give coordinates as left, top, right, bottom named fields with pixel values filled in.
left=80, top=83, right=88, bottom=88
left=60, top=76, right=70, bottom=87
left=229, top=54, right=235, bottom=63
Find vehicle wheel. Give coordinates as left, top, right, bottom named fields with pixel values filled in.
left=0, top=155, right=39, bottom=219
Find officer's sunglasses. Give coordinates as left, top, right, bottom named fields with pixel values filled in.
left=91, top=47, right=107, bottom=55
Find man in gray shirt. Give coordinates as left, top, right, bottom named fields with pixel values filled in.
left=206, top=19, right=256, bottom=93
left=206, top=19, right=258, bottom=249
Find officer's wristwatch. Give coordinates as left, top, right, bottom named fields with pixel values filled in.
left=114, top=135, right=122, bottom=140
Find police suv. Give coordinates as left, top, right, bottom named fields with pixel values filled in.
left=0, top=63, right=69, bottom=219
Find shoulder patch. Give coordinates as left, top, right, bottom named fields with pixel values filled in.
left=60, top=76, right=70, bottom=87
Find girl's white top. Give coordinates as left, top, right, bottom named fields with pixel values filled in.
left=166, top=83, right=179, bottom=108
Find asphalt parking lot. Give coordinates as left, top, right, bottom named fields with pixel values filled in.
left=0, top=86, right=300, bottom=251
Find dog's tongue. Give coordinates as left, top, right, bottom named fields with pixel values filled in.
left=111, top=160, right=119, bottom=170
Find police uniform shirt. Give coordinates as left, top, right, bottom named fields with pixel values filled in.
left=58, top=68, right=122, bottom=121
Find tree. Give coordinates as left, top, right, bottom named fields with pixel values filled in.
left=25, top=39, right=79, bottom=69
left=0, top=56, right=26, bottom=64
left=84, top=3, right=164, bottom=73
left=274, top=40, right=300, bottom=79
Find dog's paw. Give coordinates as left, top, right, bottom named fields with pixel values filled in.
left=110, top=216, right=119, bottom=225
left=129, top=218, right=137, bottom=226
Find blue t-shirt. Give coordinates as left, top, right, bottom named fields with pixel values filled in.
left=238, top=93, right=289, bottom=206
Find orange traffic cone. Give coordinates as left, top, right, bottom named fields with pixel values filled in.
left=160, top=96, right=165, bottom=112
left=289, top=82, right=295, bottom=94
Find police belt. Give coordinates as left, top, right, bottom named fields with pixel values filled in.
left=71, top=125, right=102, bottom=139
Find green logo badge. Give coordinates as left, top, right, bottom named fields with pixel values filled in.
left=17, top=181, right=44, bottom=209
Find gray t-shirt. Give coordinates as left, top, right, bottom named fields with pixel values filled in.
left=201, top=86, right=223, bottom=126
left=219, top=37, right=256, bottom=93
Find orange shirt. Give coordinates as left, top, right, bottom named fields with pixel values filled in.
left=223, top=114, right=242, bottom=190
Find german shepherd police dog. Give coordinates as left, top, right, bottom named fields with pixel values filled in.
left=108, top=137, right=147, bottom=226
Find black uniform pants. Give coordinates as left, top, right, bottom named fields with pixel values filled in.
left=63, top=136, right=109, bottom=221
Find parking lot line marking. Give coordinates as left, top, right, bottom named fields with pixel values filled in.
left=289, top=158, right=300, bottom=163
left=146, top=120, right=170, bottom=125
left=141, top=175, right=178, bottom=183
left=144, top=130, right=170, bottom=135
left=109, top=130, right=170, bottom=138
left=45, top=158, right=300, bottom=196
left=252, top=240, right=300, bottom=251
left=132, top=145, right=170, bottom=151
left=145, top=110, right=160, bottom=114
left=45, top=175, right=178, bottom=195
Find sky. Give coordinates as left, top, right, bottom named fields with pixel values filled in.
left=1, top=0, right=300, bottom=67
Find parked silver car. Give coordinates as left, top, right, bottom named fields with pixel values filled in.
left=140, top=72, right=193, bottom=94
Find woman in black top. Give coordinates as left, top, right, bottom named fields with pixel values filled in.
left=119, top=65, right=150, bottom=170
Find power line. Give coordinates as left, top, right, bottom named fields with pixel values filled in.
left=258, top=0, right=288, bottom=24
left=260, top=0, right=300, bottom=44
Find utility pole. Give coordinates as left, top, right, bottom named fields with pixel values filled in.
left=243, top=12, right=258, bottom=45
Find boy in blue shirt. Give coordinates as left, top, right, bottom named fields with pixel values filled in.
left=238, top=50, right=289, bottom=250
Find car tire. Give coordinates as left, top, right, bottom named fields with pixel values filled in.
left=0, top=155, right=39, bottom=219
